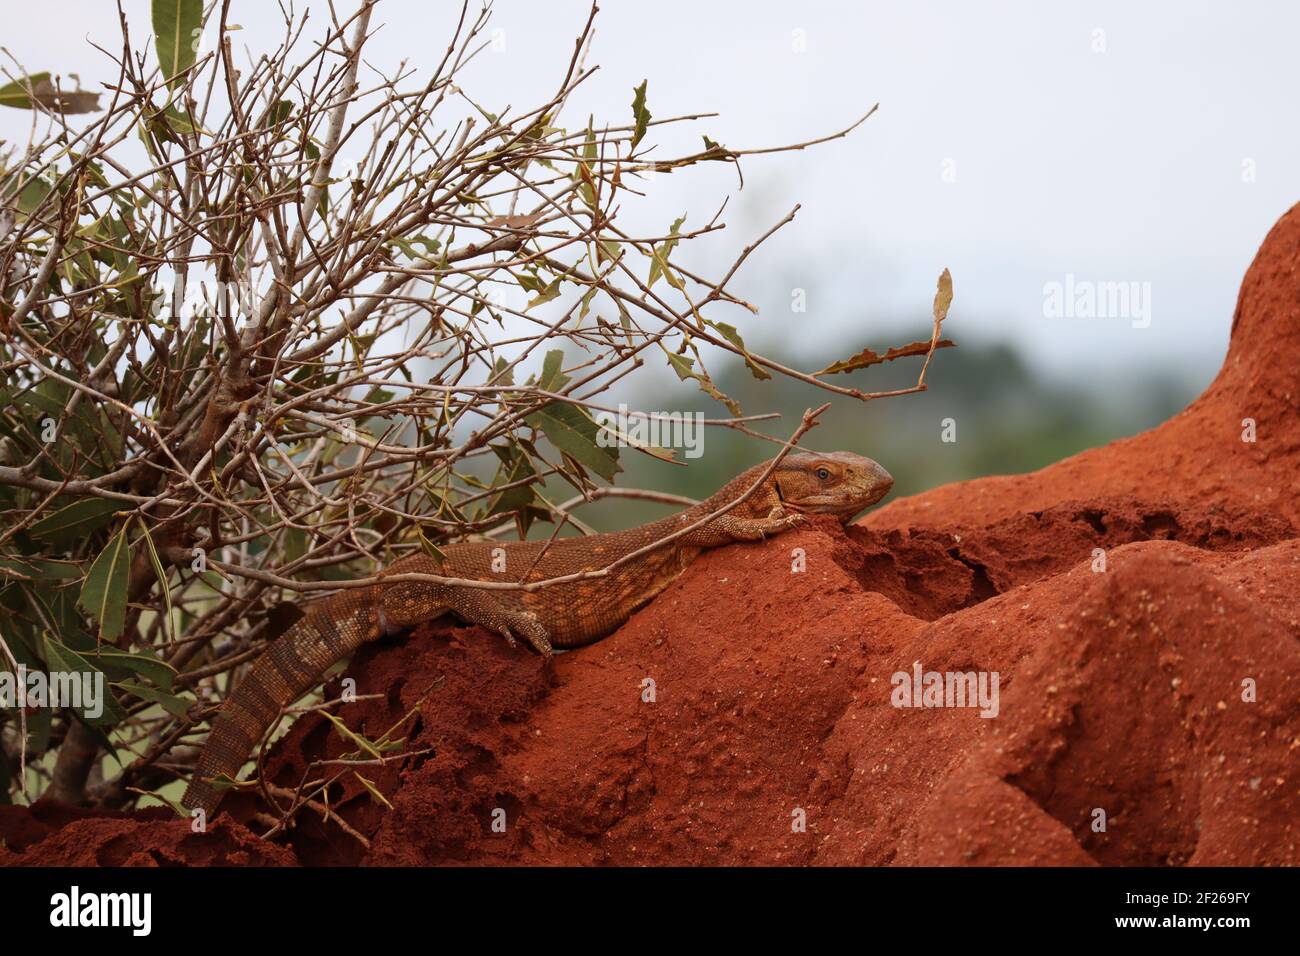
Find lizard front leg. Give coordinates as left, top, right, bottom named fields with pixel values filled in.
left=438, top=585, right=555, bottom=659
left=713, top=507, right=807, bottom=541
left=681, top=501, right=807, bottom=546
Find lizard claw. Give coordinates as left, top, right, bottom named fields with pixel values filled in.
left=517, top=617, right=555, bottom=659
left=494, top=616, right=553, bottom=659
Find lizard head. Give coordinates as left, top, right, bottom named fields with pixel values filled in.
left=772, top=451, right=893, bottom=522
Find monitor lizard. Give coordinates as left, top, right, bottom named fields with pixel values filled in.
left=181, top=451, right=893, bottom=816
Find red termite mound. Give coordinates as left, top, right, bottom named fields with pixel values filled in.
left=3, top=204, right=1298, bottom=868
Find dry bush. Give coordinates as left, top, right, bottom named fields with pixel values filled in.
left=0, top=1, right=948, bottom=809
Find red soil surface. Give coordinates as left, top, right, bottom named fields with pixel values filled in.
left=3, top=204, right=1298, bottom=867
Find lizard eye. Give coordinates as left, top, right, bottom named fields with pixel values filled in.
left=816, top=467, right=831, bottom=481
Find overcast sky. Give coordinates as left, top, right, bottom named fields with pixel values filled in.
left=4, top=0, right=1297, bottom=391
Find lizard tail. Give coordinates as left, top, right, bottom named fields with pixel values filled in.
left=182, top=590, right=383, bottom=818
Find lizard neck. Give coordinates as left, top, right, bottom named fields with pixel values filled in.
left=684, top=461, right=773, bottom=521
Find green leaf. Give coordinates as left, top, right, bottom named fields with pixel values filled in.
left=576, top=161, right=597, bottom=209
left=484, top=444, right=540, bottom=524
left=0, top=557, right=81, bottom=581
left=596, top=240, right=620, bottom=267
left=0, top=169, right=54, bottom=217
left=259, top=98, right=295, bottom=128
left=77, top=527, right=131, bottom=642
left=134, top=517, right=175, bottom=644
left=152, top=0, right=204, bottom=91
left=515, top=271, right=548, bottom=295
left=115, top=680, right=193, bottom=719
left=0, top=620, right=42, bottom=673
left=662, top=346, right=741, bottom=416
left=22, top=585, right=95, bottom=663
left=526, top=351, right=618, bottom=479
left=0, top=73, right=99, bottom=113
left=91, top=648, right=177, bottom=692
left=208, top=772, right=252, bottom=794
left=321, top=710, right=382, bottom=759
left=143, top=790, right=190, bottom=819
left=40, top=634, right=128, bottom=728
left=353, top=772, right=393, bottom=809
left=416, top=526, right=446, bottom=564
left=647, top=215, right=685, bottom=289
left=525, top=277, right=563, bottom=311
left=28, top=498, right=121, bottom=544
left=630, top=80, right=651, bottom=151
left=594, top=419, right=678, bottom=465
left=536, top=348, right=570, bottom=391
left=17, top=380, right=123, bottom=475
left=491, top=356, right=515, bottom=387
left=0, top=72, right=48, bottom=109
left=527, top=400, right=621, bottom=482
left=49, top=588, right=95, bottom=652
left=706, top=319, right=772, bottom=381
left=389, top=236, right=442, bottom=265
left=147, top=103, right=198, bottom=142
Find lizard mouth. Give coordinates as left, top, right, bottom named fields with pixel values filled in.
left=782, top=483, right=892, bottom=517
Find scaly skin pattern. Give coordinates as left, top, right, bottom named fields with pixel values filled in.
left=181, top=451, right=893, bottom=816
